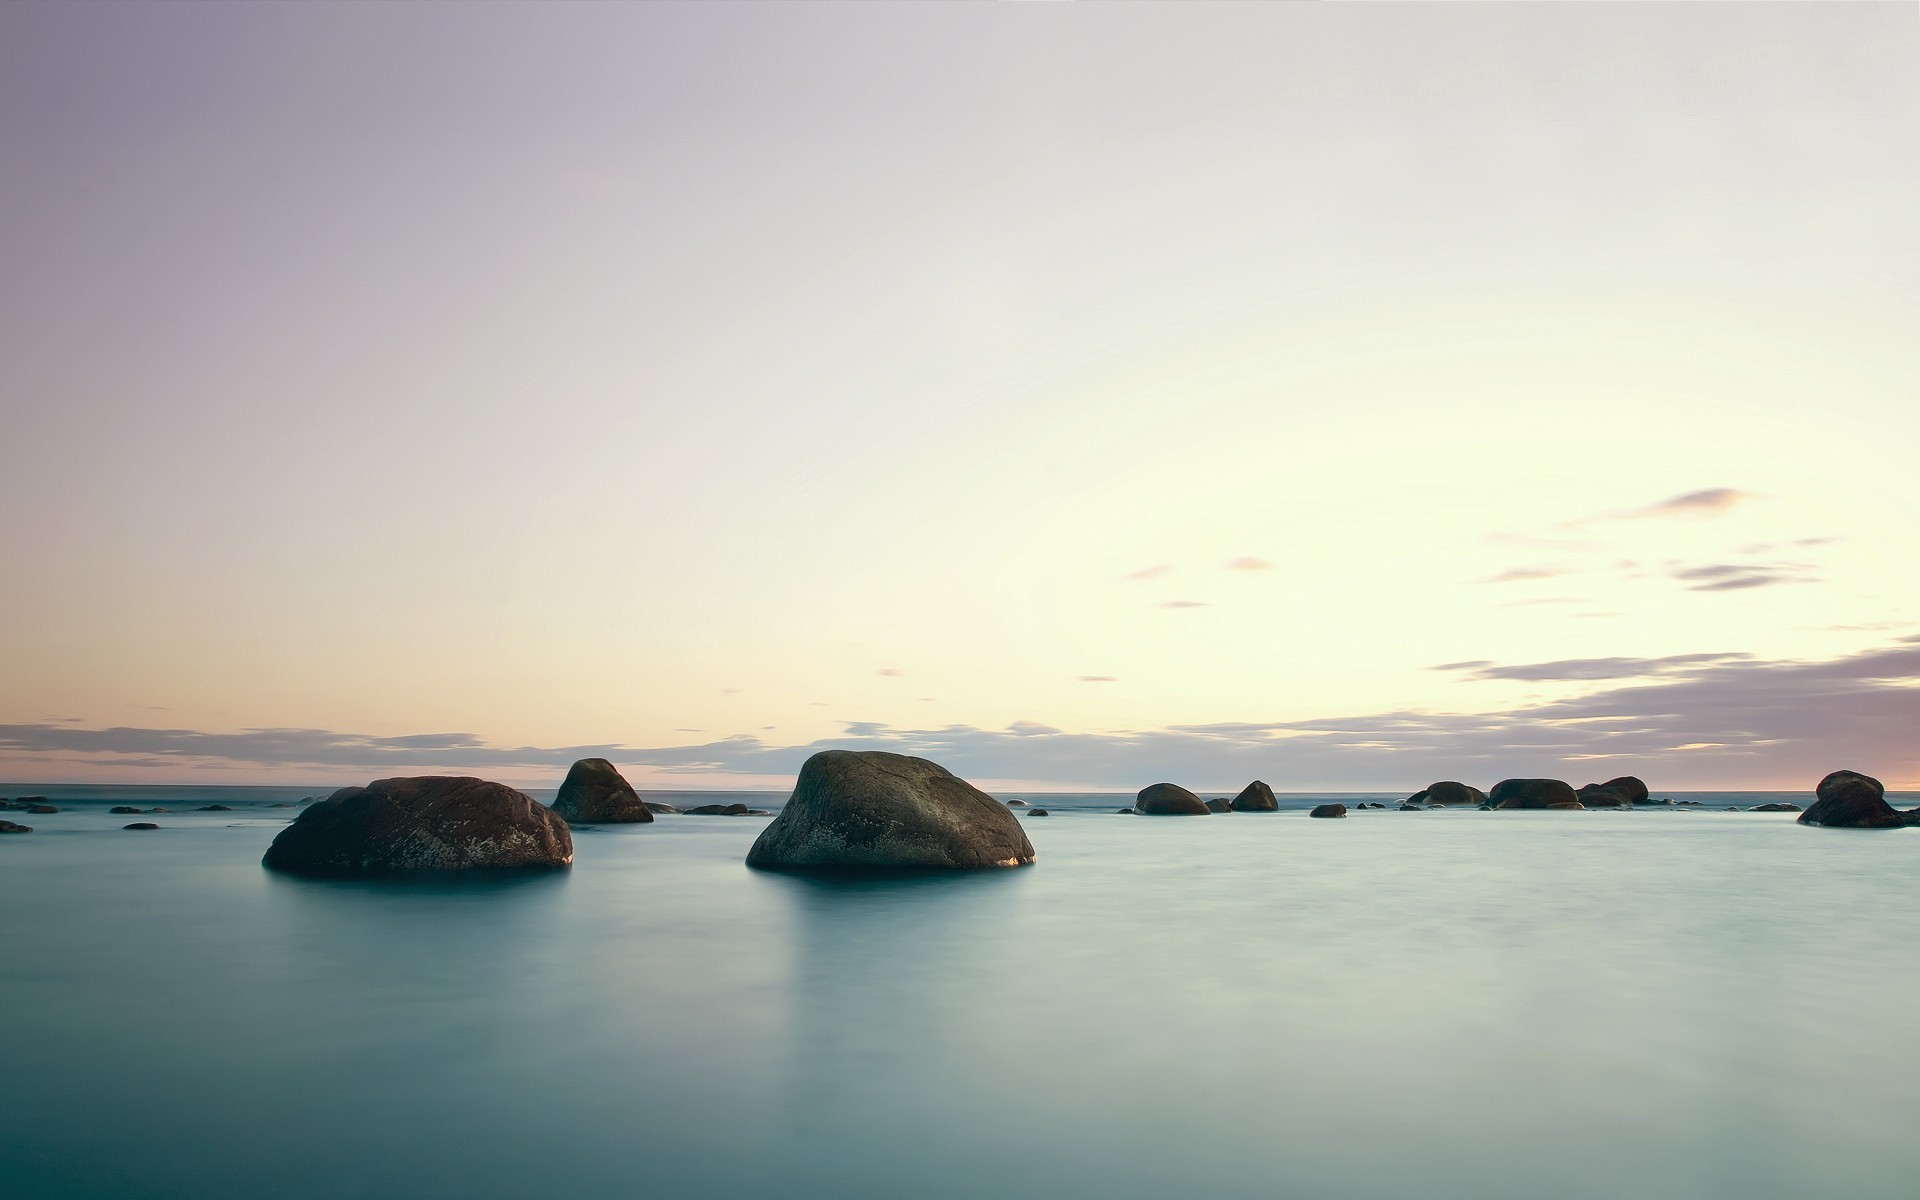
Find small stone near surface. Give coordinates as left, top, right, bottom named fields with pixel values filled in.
left=110, top=806, right=143, bottom=814
left=1135, top=782, right=1210, bottom=815
left=26, top=805, right=59, bottom=814
left=1006, top=799, right=1030, bottom=807
left=1309, top=803, right=1348, bottom=818
left=1027, top=808, right=1050, bottom=817
left=1116, top=808, right=1135, bottom=814
left=0, top=819, right=31, bottom=834
left=1750, top=803, right=1803, bottom=812
left=198, top=805, right=233, bottom=811
left=1205, top=798, right=1233, bottom=813
left=123, top=822, right=160, bottom=831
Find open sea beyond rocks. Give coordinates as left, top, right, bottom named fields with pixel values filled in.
left=2, top=784, right=1917, bottom=1200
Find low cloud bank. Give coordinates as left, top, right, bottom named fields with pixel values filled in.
left=5, top=640, right=1918, bottom=789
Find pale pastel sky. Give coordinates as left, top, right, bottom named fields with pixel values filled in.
left=3, top=2, right=1917, bottom=790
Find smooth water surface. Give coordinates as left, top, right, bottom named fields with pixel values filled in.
left=3, top=792, right=1916, bottom=1199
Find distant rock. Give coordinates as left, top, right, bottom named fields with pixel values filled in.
left=110, top=806, right=143, bottom=815
left=1027, top=808, right=1050, bottom=817
left=25, top=804, right=58, bottom=815
left=1366, top=802, right=1388, bottom=809
left=147, top=807, right=169, bottom=813
left=1750, top=803, right=1803, bottom=812
left=687, top=803, right=752, bottom=815
left=268, top=802, right=297, bottom=808
left=1413, top=781, right=1485, bottom=807
left=1798, top=770, right=1920, bottom=829
left=0, top=819, right=30, bottom=834
left=261, top=776, right=573, bottom=877
left=1309, top=803, right=1348, bottom=818
left=1575, top=776, right=1644, bottom=807
left=1007, top=799, right=1030, bottom=808
left=550, top=758, right=654, bottom=825
left=746, top=750, right=1034, bottom=870
left=746, top=809, right=772, bottom=817
left=1397, top=804, right=1424, bottom=811
left=123, top=822, right=160, bottom=831
left=1116, top=808, right=1135, bottom=814
left=1135, top=783, right=1210, bottom=816
left=1489, top=779, right=1581, bottom=810
left=1205, top=798, right=1233, bottom=813
left=197, top=804, right=233, bottom=812
left=1231, top=780, right=1279, bottom=812
left=643, top=802, right=680, bottom=814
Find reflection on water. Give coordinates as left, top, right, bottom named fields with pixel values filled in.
left=2, top=809, right=1918, bottom=1199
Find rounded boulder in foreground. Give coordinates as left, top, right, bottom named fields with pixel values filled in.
left=1135, top=782, right=1210, bottom=815
left=1231, top=780, right=1279, bottom=812
left=1309, top=803, right=1348, bottom=818
left=1798, top=770, right=1917, bottom=829
left=1489, top=779, right=1581, bottom=810
left=550, top=758, right=654, bottom=825
left=262, top=776, right=573, bottom=877
left=746, top=750, right=1035, bottom=870
left=1417, top=781, right=1486, bottom=807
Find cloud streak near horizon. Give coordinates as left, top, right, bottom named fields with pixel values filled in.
left=7, top=640, right=1919, bottom=789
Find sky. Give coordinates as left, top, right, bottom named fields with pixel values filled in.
left=2, top=2, right=1917, bottom=792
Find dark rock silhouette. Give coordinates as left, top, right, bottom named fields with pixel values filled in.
left=747, top=750, right=1034, bottom=870
left=123, top=822, right=159, bottom=831
left=197, top=805, right=233, bottom=812
left=1750, top=803, right=1803, bottom=812
left=1575, top=776, right=1646, bottom=807
left=1410, top=781, right=1485, bottom=807
left=1309, top=803, right=1348, bottom=818
left=1798, top=770, right=1919, bottom=829
left=643, top=802, right=680, bottom=814
left=26, top=804, right=59, bottom=814
left=1006, top=799, right=1030, bottom=808
left=262, top=776, right=573, bottom=877
left=1489, top=779, right=1581, bottom=810
left=0, top=819, right=30, bottom=834
left=1116, top=808, right=1135, bottom=814
left=550, top=758, right=654, bottom=825
left=688, top=803, right=752, bottom=815
left=1205, top=798, right=1233, bottom=813
left=1135, top=783, right=1210, bottom=815
left=1231, top=780, right=1279, bottom=811
left=1027, top=808, right=1050, bottom=817
left=110, top=806, right=143, bottom=814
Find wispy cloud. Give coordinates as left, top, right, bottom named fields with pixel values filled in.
left=1614, top=487, right=1752, bottom=520
left=1123, top=565, right=1170, bottom=581
left=877, top=668, right=905, bottom=677
left=1076, top=675, right=1120, bottom=683
left=1477, top=567, right=1569, bottom=584
left=1438, top=652, right=1753, bottom=682
left=1667, top=561, right=1818, bottom=592
left=1160, top=600, right=1208, bottom=609
left=1227, top=557, right=1271, bottom=571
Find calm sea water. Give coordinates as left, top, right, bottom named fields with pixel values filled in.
left=3, top=785, right=1917, bottom=1199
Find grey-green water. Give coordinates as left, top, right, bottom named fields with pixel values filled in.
left=2, top=793, right=1916, bottom=1199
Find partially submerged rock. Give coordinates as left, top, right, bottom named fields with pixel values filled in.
left=746, top=750, right=1034, bottom=870
left=1309, top=803, right=1348, bottom=818
left=1576, top=776, right=1646, bottom=807
left=1750, top=802, right=1803, bottom=813
left=25, top=804, right=59, bottom=814
left=1798, top=770, right=1919, bottom=829
left=687, top=802, right=752, bottom=815
left=0, top=819, right=30, bottom=834
left=550, top=758, right=653, bottom=824
left=643, top=801, right=680, bottom=814
left=123, top=822, right=159, bottom=831
left=1027, top=808, right=1050, bottom=817
left=1545, top=802, right=1587, bottom=811
left=1410, top=781, right=1485, bottom=807
left=1231, top=780, right=1279, bottom=812
left=1205, top=798, right=1233, bottom=813
left=197, top=804, right=233, bottom=812
left=262, top=776, right=573, bottom=877
left=1489, top=779, right=1581, bottom=810
left=1135, top=783, right=1210, bottom=815
left=1006, top=799, right=1030, bottom=808
left=109, top=806, right=143, bottom=815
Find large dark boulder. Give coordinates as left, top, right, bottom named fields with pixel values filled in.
left=1798, top=770, right=1920, bottom=829
left=746, top=750, right=1035, bottom=870
left=550, top=758, right=654, bottom=825
left=1135, top=783, right=1210, bottom=815
left=1309, top=803, right=1348, bottom=818
left=262, top=776, right=574, bottom=877
left=1489, top=779, right=1580, bottom=810
left=1409, top=781, right=1485, bottom=807
left=1231, top=780, right=1279, bottom=811
left=1576, top=776, right=1647, bottom=807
